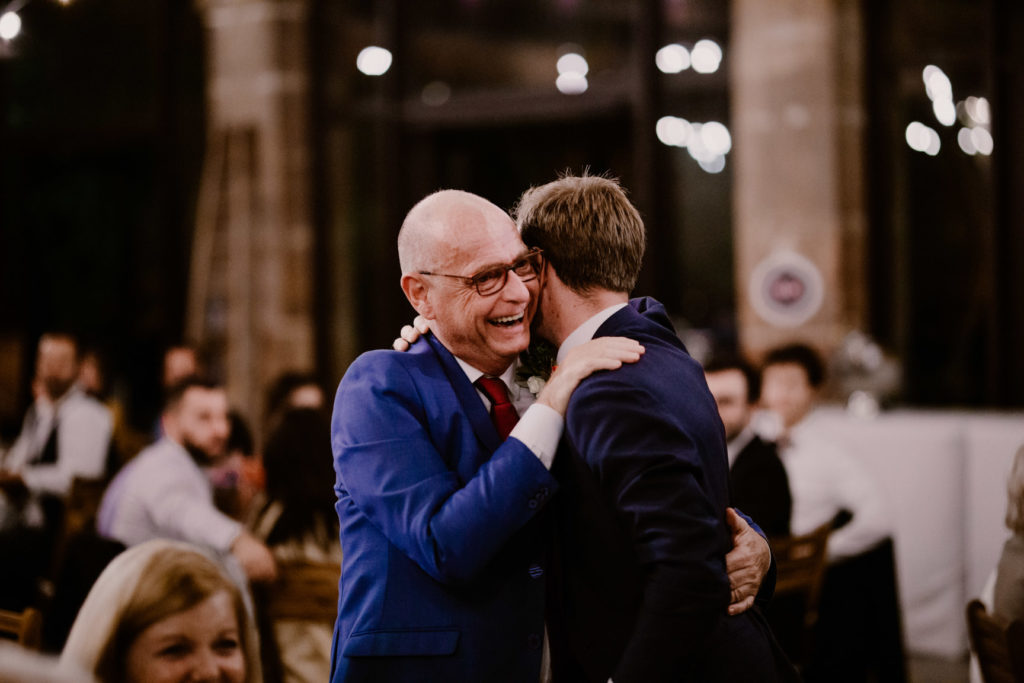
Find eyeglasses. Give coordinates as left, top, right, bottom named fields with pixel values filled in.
left=419, top=248, right=544, bottom=296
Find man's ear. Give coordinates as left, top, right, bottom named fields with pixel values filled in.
left=401, top=274, right=435, bottom=319
left=540, top=261, right=564, bottom=290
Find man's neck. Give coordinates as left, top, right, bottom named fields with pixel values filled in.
left=546, top=287, right=628, bottom=347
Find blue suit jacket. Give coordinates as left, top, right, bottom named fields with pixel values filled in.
left=329, top=332, right=558, bottom=682
left=548, top=298, right=793, bottom=682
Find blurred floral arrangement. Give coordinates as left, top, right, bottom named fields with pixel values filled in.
left=829, top=330, right=902, bottom=417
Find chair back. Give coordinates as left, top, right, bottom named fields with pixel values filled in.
left=765, top=521, right=832, bottom=670
left=772, top=522, right=832, bottom=629
left=0, top=607, right=43, bottom=650
left=966, top=599, right=1024, bottom=683
left=261, top=560, right=340, bottom=623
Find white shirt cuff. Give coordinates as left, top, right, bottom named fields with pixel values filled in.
left=510, top=403, right=564, bottom=470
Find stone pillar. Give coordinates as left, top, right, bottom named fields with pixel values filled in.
left=192, top=0, right=314, bottom=431
left=730, top=0, right=867, bottom=360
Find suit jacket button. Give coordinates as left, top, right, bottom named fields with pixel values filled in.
left=538, top=486, right=550, bottom=498
left=527, top=633, right=541, bottom=649
left=527, top=498, right=539, bottom=509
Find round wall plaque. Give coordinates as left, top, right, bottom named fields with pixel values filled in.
left=748, top=249, right=825, bottom=327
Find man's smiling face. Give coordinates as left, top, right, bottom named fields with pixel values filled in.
left=422, top=202, right=540, bottom=375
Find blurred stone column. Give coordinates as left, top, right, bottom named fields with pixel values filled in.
left=730, top=0, right=867, bottom=360
left=193, top=0, right=314, bottom=431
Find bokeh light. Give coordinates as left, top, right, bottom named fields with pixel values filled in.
left=655, top=44, right=690, bottom=74
left=556, top=52, right=589, bottom=77
left=957, top=128, right=977, bottom=155
left=905, top=121, right=940, bottom=156
left=421, top=81, right=451, bottom=107
left=0, top=12, right=22, bottom=41
left=971, top=126, right=993, bottom=156
left=932, top=99, right=956, bottom=127
left=700, top=121, right=732, bottom=155
left=356, top=46, right=393, bottom=76
left=691, top=39, right=722, bottom=74
left=556, top=72, right=588, bottom=95
left=656, top=116, right=692, bottom=147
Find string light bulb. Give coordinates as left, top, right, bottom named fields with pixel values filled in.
left=0, top=12, right=21, bottom=41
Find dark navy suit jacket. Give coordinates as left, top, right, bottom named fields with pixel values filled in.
left=330, top=333, right=557, bottom=682
left=731, top=435, right=792, bottom=539
left=548, top=298, right=794, bottom=682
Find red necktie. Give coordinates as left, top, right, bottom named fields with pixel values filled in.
left=475, top=377, right=520, bottom=440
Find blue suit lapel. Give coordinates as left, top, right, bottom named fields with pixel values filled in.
left=424, top=333, right=502, bottom=454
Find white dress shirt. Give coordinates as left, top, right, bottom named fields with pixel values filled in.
left=555, top=303, right=628, bottom=365
left=779, top=410, right=891, bottom=562
left=97, top=437, right=242, bottom=553
left=3, top=386, right=112, bottom=497
left=453, top=357, right=563, bottom=470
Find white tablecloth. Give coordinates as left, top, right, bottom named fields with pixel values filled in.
left=807, top=407, right=1024, bottom=658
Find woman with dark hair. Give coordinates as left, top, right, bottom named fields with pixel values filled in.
left=249, top=407, right=340, bottom=683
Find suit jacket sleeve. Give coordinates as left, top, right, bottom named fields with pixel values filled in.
left=332, top=351, right=557, bottom=585
left=566, top=377, right=731, bottom=681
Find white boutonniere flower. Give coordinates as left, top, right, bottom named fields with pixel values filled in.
left=525, top=375, right=547, bottom=396
left=515, top=340, right=558, bottom=397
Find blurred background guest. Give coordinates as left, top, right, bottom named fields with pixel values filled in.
left=0, top=333, right=112, bottom=609
left=249, top=407, right=340, bottom=683
left=60, top=539, right=260, bottom=683
left=96, top=376, right=276, bottom=583
left=993, top=444, right=1024, bottom=621
left=703, top=353, right=791, bottom=538
left=152, top=344, right=203, bottom=440
left=162, top=344, right=202, bottom=395
left=760, top=343, right=890, bottom=561
left=760, top=342, right=905, bottom=683
left=264, top=371, right=326, bottom=428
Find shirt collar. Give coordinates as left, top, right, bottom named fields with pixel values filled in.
left=453, top=355, right=517, bottom=394
left=556, top=303, right=629, bottom=365
left=727, top=425, right=757, bottom=466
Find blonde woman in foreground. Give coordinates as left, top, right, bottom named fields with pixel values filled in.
left=60, top=539, right=261, bottom=683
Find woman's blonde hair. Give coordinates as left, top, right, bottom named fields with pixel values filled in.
left=1007, top=445, right=1024, bottom=534
left=60, top=540, right=261, bottom=683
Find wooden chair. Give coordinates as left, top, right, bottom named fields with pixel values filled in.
left=966, top=599, right=1024, bottom=683
left=62, top=477, right=108, bottom=540
left=254, top=559, right=340, bottom=682
left=0, top=607, right=43, bottom=650
left=766, top=522, right=832, bottom=669
left=260, top=560, right=340, bottom=623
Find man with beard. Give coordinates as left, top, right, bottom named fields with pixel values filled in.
left=97, top=376, right=276, bottom=581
